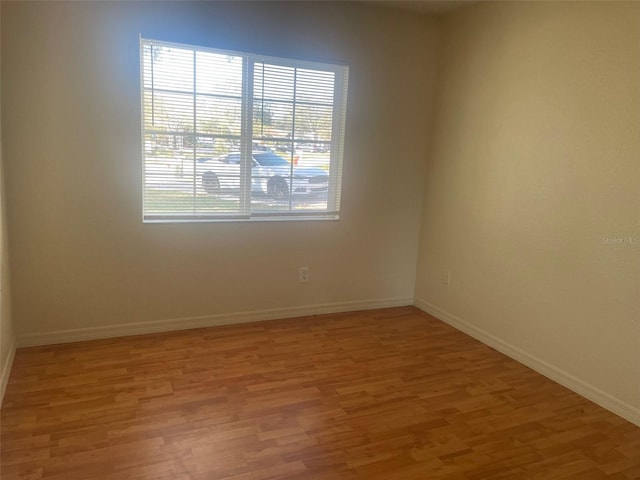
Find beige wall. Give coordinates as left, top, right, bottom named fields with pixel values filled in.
left=416, top=1, right=640, bottom=418
left=0, top=119, right=13, bottom=397
left=2, top=1, right=437, bottom=338
left=0, top=0, right=15, bottom=398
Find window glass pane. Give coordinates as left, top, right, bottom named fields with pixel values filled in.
left=251, top=143, right=292, bottom=213
left=294, top=143, right=331, bottom=170
left=295, top=68, right=335, bottom=105
left=292, top=194, right=329, bottom=212
left=249, top=142, right=329, bottom=213
left=146, top=90, right=193, bottom=132
left=196, top=96, right=242, bottom=136
left=195, top=139, right=242, bottom=213
left=253, top=100, right=293, bottom=140
left=294, top=103, right=333, bottom=142
left=193, top=135, right=217, bottom=156
left=254, top=63, right=294, bottom=102
left=144, top=133, right=196, bottom=214
left=195, top=51, right=243, bottom=97
left=144, top=133, right=192, bottom=169
left=149, top=46, right=194, bottom=93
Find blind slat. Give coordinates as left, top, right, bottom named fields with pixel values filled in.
left=141, top=38, right=348, bottom=222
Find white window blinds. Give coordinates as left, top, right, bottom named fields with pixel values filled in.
left=141, top=38, right=349, bottom=222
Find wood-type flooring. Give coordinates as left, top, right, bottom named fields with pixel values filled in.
left=2, top=307, right=639, bottom=479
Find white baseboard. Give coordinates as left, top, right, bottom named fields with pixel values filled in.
left=17, top=297, right=413, bottom=348
left=414, top=297, right=640, bottom=428
left=0, top=336, right=16, bottom=408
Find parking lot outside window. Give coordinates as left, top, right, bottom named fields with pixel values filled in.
left=141, top=38, right=349, bottom=222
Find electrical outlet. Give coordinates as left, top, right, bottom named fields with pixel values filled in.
left=299, top=267, right=310, bottom=283
left=441, top=269, right=451, bottom=285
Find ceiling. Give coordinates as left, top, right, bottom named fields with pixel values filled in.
left=364, top=0, right=477, bottom=15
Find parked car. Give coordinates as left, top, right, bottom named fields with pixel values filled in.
left=199, top=151, right=329, bottom=198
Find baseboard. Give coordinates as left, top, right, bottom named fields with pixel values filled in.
left=17, top=297, right=413, bottom=348
left=414, top=297, right=640, bottom=428
left=0, top=336, right=16, bottom=408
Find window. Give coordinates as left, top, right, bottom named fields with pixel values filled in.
left=141, top=38, right=349, bottom=222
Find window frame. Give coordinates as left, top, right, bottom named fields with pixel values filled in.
left=140, top=37, right=349, bottom=223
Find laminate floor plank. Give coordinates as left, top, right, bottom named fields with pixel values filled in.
left=2, top=307, right=639, bottom=479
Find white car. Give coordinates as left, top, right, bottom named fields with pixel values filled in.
left=199, top=151, right=329, bottom=198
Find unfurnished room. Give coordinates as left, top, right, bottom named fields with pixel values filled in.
left=0, top=0, right=639, bottom=478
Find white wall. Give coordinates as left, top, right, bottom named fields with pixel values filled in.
left=2, top=1, right=438, bottom=341
left=415, top=1, right=640, bottom=424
